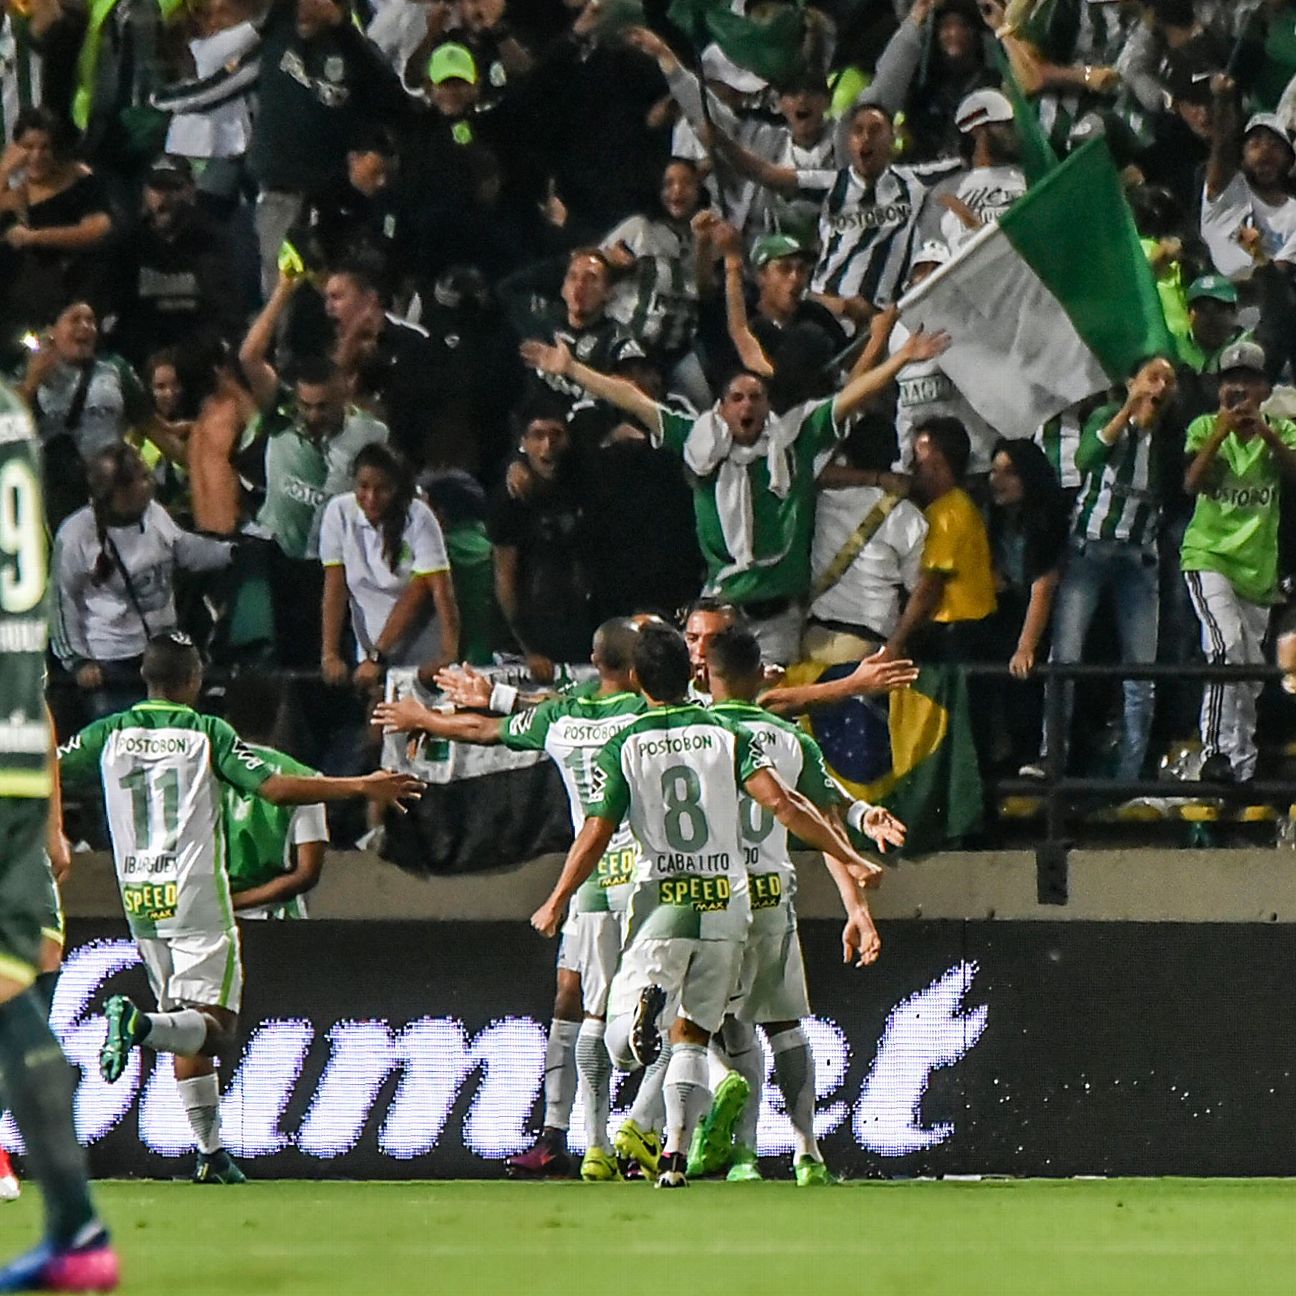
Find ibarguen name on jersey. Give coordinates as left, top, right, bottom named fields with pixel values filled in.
left=122, top=853, right=178, bottom=876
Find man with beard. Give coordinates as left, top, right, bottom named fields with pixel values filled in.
left=110, top=156, right=243, bottom=367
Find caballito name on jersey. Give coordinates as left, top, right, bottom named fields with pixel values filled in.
left=655, top=850, right=730, bottom=872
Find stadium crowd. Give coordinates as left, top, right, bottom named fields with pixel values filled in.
left=17, top=0, right=1296, bottom=826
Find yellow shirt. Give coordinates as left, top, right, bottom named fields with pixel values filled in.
left=922, top=487, right=997, bottom=624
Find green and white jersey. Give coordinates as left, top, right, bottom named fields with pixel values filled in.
left=252, top=402, right=388, bottom=560
left=0, top=383, right=51, bottom=799
left=58, top=701, right=273, bottom=939
left=501, top=691, right=646, bottom=914
left=710, top=700, right=841, bottom=935
left=1072, top=403, right=1162, bottom=548
left=655, top=397, right=844, bottom=605
left=224, top=743, right=327, bottom=920
left=586, top=703, right=769, bottom=943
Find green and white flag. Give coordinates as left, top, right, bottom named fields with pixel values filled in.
left=899, top=139, right=1173, bottom=440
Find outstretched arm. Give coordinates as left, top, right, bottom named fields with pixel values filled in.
left=259, top=769, right=422, bottom=810
left=760, top=649, right=919, bottom=717
left=519, top=339, right=662, bottom=430
left=833, top=327, right=950, bottom=424
left=530, top=816, right=618, bottom=936
left=372, top=695, right=505, bottom=744
left=745, top=768, right=882, bottom=886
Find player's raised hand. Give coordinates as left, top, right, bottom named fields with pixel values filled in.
left=519, top=338, right=572, bottom=377
left=849, top=648, right=919, bottom=695
left=433, top=663, right=492, bottom=709
left=862, top=806, right=906, bottom=852
left=358, top=770, right=424, bottom=813
left=372, top=696, right=432, bottom=733
left=842, top=908, right=881, bottom=968
left=530, top=898, right=564, bottom=938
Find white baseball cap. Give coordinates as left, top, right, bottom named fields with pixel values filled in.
left=955, top=89, right=1014, bottom=134
left=701, top=44, right=766, bottom=95
left=912, top=240, right=952, bottom=269
left=1244, top=112, right=1294, bottom=152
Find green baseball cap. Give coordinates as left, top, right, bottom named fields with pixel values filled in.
left=752, top=232, right=810, bottom=267
left=427, top=42, right=478, bottom=86
left=1186, top=274, right=1238, bottom=306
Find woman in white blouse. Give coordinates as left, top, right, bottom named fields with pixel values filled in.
left=319, top=442, right=460, bottom=692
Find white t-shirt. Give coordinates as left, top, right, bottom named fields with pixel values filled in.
left=1201, top=171, right=1296, bottom=277
left=933, top=164, right=1027, bottom=252
left=318, top=493, right=450, bottom=666
left=888, top=322, right=999, bottom=474
left=809, top=486, right=928, bottom=637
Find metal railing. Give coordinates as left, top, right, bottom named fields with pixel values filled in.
left=962, top=661, right=1295, bottom=905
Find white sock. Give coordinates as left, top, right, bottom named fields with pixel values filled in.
left=628, top=1043, right=670, bottom=1132
left=663, top=1042, right=710, bottom=1157
left=769, top=1026, right=819, bottom=1161
left=542, top=1019, right=581, bottom=1133
left=142, top=1009, right=208, bottom=1056
left=575, top=1019, right=612, bottom=1152
left=177, top=1073, right=222, bottom=1155
left=604, top=1014, right=634, bottom=1072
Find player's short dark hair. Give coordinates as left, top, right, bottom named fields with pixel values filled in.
left=593, top=617, right=640, bottom=673
left=705, top=624, right=763, bottom=685
left=681, top=597, right=739, bottom=627
left=290, top=354, right=341, bottom=388
left=142, top=632, right=201, bottom=691
left=221, top=676, right=283, bottom=745
left=915, top=415, right=971, bottom=481
left=720, top=369, right=771, bottom=398
left=632, top=625, right=691, bottom=702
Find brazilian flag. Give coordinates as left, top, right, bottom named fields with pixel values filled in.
left=782, top=662, right=983, bottom=855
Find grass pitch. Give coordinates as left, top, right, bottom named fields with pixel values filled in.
left=3, top=1179, right=1293, bottom=1295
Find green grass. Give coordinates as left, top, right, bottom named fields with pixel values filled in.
left=4, top=1179, right=1294, bottom=1295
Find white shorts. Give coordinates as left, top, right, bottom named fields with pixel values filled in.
left=555, top=911, right=623, bottom=1016
left=729, top=921, right=810, bottom=1025
left=608, top=937, right=744, bottom=1036
left=137, top=929, right=243, bottom=1014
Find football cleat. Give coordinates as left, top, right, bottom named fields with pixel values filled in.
left=725, top=1145, right=763, bottom=1182
left=98, top=997, right=143, bottom=1085
left=687, top=1071, right=750, bottom=1178
left=654, top=1152, right=688, bottom=1189
left=0, top=1149, right=19, bottom=1203
left=579, top=1147, right=621, bottom=1182
left=613, top=1119, right=661, bottom=1178
left=795, top=1156, right=834, bottom=1187
left=192, top=1150, right=246, bottom=1185
left=505, top=1132, right=572, bottom=1179
left=0, top=1226, right=118, bottom=1292
left=629, top=985, right=667, bottom=1068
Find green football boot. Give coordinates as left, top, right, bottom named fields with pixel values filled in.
left=686, top=1071, right=750, bottom=1178
left=99, top=995, right=145, bottom=1084
left=725, top=1145, right=763, bottom=1182
left=580, top=1147, right=621, bottom=1182
left=192, top=1150, right=247, bottom=1184
left=612, top=1119, right=661, bottom=1178
left=795, top=1156, right=834, bottom=1187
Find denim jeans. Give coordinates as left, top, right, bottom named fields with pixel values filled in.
left=1041, top=537, right=1159, bottom=780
